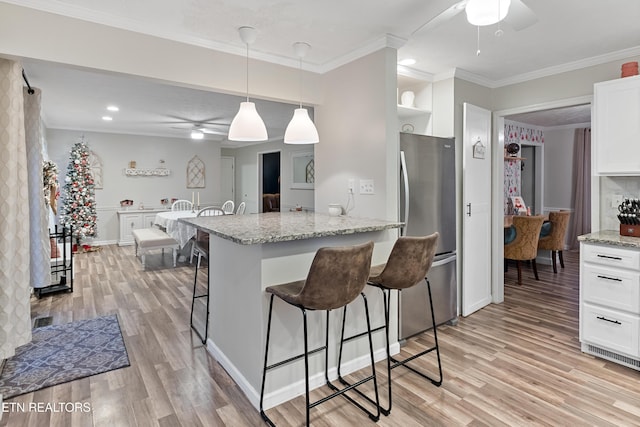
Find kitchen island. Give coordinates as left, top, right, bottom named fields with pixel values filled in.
left=180, top=212, right=402, bottom=410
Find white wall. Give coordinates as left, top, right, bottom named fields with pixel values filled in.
left=47, top=129, right=221, bottom=244
left=221, top=141, right=315, bottom=214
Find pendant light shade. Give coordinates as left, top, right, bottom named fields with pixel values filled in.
left=284, top=42, right=319, bottom=145
left=284, top=108, right=319, bottom=144
left=229, top=26, right=268, bottom=142
left=228, top=101, right=268, bottom=141
left=466, top=0, right=511, bottom=26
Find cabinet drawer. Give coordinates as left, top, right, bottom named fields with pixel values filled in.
left=582, top=244, right=640, bottom=270
left=582, top=303, right=639, bottom=357
left=583, top=264, right=640, bottom=313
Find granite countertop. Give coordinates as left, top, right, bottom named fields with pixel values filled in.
left=180, top=211, right=403, bottom=245
left=578, top=230, right=640, bottom=248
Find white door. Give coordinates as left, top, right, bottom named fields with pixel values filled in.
left=462, top=103, right=493, bottom=316
left=220, top=156, right=235, bottom=204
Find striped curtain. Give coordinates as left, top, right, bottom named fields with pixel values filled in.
left=0, top=59, right=32, bottom=360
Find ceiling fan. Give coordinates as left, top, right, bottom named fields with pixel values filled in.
left=161, top=115, right=230, bottom=140
left=412, top=0, right=538, bottom=36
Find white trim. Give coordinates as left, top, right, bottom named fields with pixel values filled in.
left=543, top=122, right=592, bottom=132
left=317, top=34, right=407, bottom=74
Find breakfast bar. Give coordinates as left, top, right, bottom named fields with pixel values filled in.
left=180, top=212, right=402, bottom=410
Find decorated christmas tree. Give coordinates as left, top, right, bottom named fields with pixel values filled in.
left=60, top=139, right=97, bottom=244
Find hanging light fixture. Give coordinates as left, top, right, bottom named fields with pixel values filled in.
left=465, top=0, right=511, bottom=26
left=228, top=26, right=268, bottom=142
left=284, top=42, right=319, bottom=145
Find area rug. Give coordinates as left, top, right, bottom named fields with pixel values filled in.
left=0, top=314, right=130, bottom=399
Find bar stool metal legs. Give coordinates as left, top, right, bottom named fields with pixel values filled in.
left=190, top=251, right=210, bottom=344
left=259, top=292, right=380, bottom=426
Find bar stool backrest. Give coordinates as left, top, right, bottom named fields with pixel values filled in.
left=299, top=241, right=374, bottom=311
left=370, top=233, right=439, bottom=290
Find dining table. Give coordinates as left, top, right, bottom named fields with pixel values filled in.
left=154, top=210, right=197, bottom=248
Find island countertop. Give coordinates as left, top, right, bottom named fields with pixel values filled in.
left=180, top=211, right=403, bottom=245
left=578, top=230, right=640, bottom=248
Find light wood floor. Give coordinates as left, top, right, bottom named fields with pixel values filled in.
left=3, top=246, right=640, bottom=426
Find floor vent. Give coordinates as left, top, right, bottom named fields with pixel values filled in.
left=586, top=344, right=640, bottom=370
left=34, top=316, right=53, bottom=328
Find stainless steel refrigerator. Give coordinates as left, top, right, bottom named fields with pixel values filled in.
left=399, top=132, right=458, bottom=340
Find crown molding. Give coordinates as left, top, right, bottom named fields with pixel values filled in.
left=316, top=34, right=407, bottom=74
left=398, top=66, right=434, bottom=82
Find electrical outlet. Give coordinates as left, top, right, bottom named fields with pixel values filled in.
left=360, top=179, right=374, bottom=195
left=348, top=179, right=355, bottom=194
left=612, top=194, right=623, bottom=208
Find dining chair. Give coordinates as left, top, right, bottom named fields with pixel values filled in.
left=189, top=206, right=225, bottom=265
left=171, top=199, right=193, bottom=211
left=537, top=210, right=571, bottom=273
left=504, top=215, right=545, bottom=285
left=221, top=200, right=234, bottom=214
left=235, top=201, right=246, bottom=215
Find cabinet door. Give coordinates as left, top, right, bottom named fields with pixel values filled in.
left=594, top=75, right=640, bottom=174
left=143, top=213, right=157, bottom=228
left=120, top=213, right=142, bottom=245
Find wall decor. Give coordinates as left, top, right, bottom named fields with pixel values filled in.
left=187, top=155, right=205, bottom=188
left=124, top=168, right=171, bottom=176
left=87, top=150, right=103, bottom=189
left=472, top=139, right=486, bottom=159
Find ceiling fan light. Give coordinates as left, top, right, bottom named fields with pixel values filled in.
left=191, top=129, right=204, bottom=140
left=228, top=101, right=268, bottom=141
left=284, top=108, right=319, bottom=144
left=466, top=0, right=511, bottom=26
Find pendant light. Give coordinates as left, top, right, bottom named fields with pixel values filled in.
left=228, top=26, right=268, bottom=142
left=465, top=0, right=511, bottom=26
left=284, top=42, right=319, bottom=144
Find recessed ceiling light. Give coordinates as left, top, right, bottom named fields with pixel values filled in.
left=102, top=116, right=113, bottom=121
left=398, top=58, right=416, bottom=66
left=107, top=105, right=119, bottom=112
left=191, top=130, right=204, bottom=140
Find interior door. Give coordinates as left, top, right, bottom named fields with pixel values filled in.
left=220, top=156, right=235, bottom=204
left=462, top=103, right=493, bottom=316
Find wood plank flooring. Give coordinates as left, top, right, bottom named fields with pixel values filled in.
left=2, top=247, right=640, bottom=426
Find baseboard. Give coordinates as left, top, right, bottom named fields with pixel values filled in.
left=206, top=338, right=399, bottom=411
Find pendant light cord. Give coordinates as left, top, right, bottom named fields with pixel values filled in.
left=298, top=57, right=303, bottom=108
left=245, top=43, right=250, bottom=102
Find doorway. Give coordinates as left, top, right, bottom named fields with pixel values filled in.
left=259, top=151, right=281, bottom=212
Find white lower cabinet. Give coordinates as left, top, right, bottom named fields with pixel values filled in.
left=117, top=209, right=166, bottom=245
left=580, top=241, right=640, bottom=370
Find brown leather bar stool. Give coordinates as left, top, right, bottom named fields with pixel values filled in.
left=339, top=233, right=441, bottom=416
left=259, top=241, right=380, bottom=426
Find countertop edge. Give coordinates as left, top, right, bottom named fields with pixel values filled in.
left=578, top=230, right=640, bottom=248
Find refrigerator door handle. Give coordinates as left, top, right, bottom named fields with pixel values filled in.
left=467, top=203, right=472, bottom=217
left=400, top=150, right=409, bottom=236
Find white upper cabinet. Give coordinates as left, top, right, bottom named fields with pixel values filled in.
left=594, top=75, right=640, bottom=175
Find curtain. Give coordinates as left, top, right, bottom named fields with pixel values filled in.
left=568, top=128, right=591, bottom=249
left=0, top=59, right=32, bottom=360
left=24, top=87, right=51, bottom=288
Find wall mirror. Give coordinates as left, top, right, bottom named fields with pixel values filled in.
left=291, top=151, right=314, bottom=189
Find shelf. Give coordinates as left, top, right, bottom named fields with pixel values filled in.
left=504, top=156, right=526, bottom=161
left=398, top=104, right=431, bottom=118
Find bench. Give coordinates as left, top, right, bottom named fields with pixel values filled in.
left=132, top=228, right=179, bottom=269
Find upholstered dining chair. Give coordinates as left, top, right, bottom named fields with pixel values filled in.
left=504, top=215, right=545, bottom=285
left=537, top=210, right=571, bottom=273
left=221, top=200, right=234, bottom=214
left=171, top=199, right=193, bottom=211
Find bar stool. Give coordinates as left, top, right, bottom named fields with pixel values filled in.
left=259, top=241, right=380, bottom=426
left=339, top=233, right=442, bottom=416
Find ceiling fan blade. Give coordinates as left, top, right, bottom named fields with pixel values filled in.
left=504, top=0, right=538, bottom=31
left=200, top=128, right=228, bottom=135
left=411, top=0, right=467, bottom=36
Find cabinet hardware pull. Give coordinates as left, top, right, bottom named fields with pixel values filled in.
left=596, top=275, right=623, bottom=282
left=596, top=255, right=622, bottom=260
left=467, top=203, right=471, bottom=217
left=596, top=316, right=622, bottom=325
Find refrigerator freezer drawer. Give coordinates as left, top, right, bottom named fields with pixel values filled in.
left=399, top=254, right=457, bottom=340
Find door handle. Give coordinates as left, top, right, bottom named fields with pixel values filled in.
left=467, top=203, right=471, bottom=217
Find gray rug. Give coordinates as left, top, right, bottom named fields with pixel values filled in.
left=0, top=314, right=130, bottom=399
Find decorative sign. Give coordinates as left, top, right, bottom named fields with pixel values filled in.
left=124, top=168, right=171, bottom=176
left=473, top=139, right=486, bottom=159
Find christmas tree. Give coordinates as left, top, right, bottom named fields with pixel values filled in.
left=60, top=139, right=97, bottom=244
